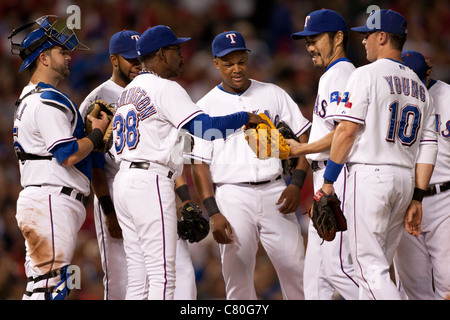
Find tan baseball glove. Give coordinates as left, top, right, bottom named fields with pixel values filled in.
left=84, top=99, right=115, bottom=153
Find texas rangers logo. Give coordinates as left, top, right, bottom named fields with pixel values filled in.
left=304, top=16, right=311, bottom=28
left=226, top=33, right=237, bottom=44
left=131, top=35, right=140, bottom=41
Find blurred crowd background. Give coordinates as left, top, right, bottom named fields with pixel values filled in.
left=0, top=0, right=448, bottom=300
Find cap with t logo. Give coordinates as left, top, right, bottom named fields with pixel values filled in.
left=212, top=31, right=251, bottom=57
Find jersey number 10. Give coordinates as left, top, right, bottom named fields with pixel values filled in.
left=386, top=102, right=421, bottom=146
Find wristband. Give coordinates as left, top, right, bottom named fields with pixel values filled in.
left=87, top=128, right=103, bottom=149
left=323, top=158, right=344, bottom=182
left=412, top=187, right=426, bottom=202
left=290, top=169, right=307, bottom=189
left=98, top=195, right=115, bottom=215
left=175, top=184, right=191, bottom=203
left=203, top=196, right=220, bottom=217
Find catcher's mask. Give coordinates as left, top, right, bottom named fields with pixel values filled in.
left=8, top=15, right=89, bottom=72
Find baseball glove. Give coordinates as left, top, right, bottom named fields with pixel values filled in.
left=276, top=121, right=299, bottom=175
left=177, top=202, right=210, bottom=243
left=243, top=113, right=290, bottom=160
left=84, top=99, right=115, bottom=153
left=310, top=189, right=347, bottom=243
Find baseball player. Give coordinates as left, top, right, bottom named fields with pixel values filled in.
left=394, top=50, right=450, bottom=300
left=320, top=10, right=437, bottom=299
left=187, top=31, right=311, bottom=300
left=78, top=30, right=140, bottom=300
left=79, top=30, right=198, bottom=300
left=10, top=15, right=109, bottom=300
left=290, top=9, right=359, bottom=300
left=111, top=25, right=265, bottom=300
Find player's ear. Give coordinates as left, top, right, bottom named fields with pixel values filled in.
left=110, top=54, right=119, bottom=68
left=378, top=31, right=388, bottom=46
left=334, top=31, right=344, bottom=47
left=213, top=58, right=220, bottom=70
left=37, top=50, right=50, bottom=68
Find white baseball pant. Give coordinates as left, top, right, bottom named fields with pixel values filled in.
left=345, top=164, right=414, bottom=300
left=215, top=179, right=305, bottom=300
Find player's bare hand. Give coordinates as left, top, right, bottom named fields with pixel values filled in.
left=245, top=113, right=269, bottom=128
left=87, top=111, right=110, bottom=134
left=277, top=184, right=301, bottom=214
left=105, top=212, right=123, bottom=239
left=210, top=213, right=233, bottom=244
left=404, top=200, right=422, bottom=237
left=286, top=139, right=307, bottom=158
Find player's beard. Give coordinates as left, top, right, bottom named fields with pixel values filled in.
left=52, top=62, right=70, bottom=79
left=118, top=64, right=132, bottom=85
left=313, top=46, right=334, bottom=70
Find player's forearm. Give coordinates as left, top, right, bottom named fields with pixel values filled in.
left=92, top=167, right=110, bottom=198
left=191, top=162, right=215, bottom=201
left=328, top=121, right=358, bottom=164
left=414, top=163, right=434, bottom=190
left=294, top=133, right=310, bottom=171
left=62, top=138, right=94, bottom=166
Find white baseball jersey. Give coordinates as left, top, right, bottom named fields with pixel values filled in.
left=303, top=58, right=359, bottom=300
left=394, top=79, right=450, bottom=300
left=79, top=79, right=121, bottom=180
left=334, top=58, right=437, bottom=167
left=306, top=58, right=355, bottom=163
left=14, top=82, right=91, bottom=195
left=14, top=81, right=89, bottom=300
left=79, top=79, right=125, bottom=300
left=113, top=71, right=203, bottom=179
left=189, top=79, right=311, bottom=183
left=428, top=80, right=450, bottom=184
left=188, top=79, right=309, bottom=300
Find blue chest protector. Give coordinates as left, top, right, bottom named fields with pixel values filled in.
left=38, top=82, right=92, bottom=181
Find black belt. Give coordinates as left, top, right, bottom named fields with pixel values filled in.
left=27, top=185, right=84, bottom=202
left=240, top=175, right=282, bottom=186
left=311, top=160, right=327, bottom=172
left=130, top=162, right=174, bottom=179
left=424, top=181, right=450, bottom=197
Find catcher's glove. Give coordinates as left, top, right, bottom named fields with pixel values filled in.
left=310, top=189, right=347, bottom=243
left=276, top=121, right=299, bottom=175
left=177, top=202, right=210, bottom=243
left=84, top=99, right=115, bottom=153
left=243, top=113, right=290, bottom=160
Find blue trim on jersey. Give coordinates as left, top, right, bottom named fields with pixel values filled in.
left=51, top=140, right=79, bottom=163
left=39, top=82, right=92, bottom=181
left=384, top=58, right=406, bottom=65
left=427, top=78, right=437, bottom=90
left=324, top=57, right=351, bottom=73
left=217, top=83, right=247, bottom=96
left=183, top=112, right=249, bottom=140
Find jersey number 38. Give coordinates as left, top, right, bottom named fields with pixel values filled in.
left=113, top=110, right=140, bottom=154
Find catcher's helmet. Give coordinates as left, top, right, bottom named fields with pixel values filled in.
left=9, top=15, right=89, bottom=72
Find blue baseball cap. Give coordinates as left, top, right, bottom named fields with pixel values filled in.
left=291, top=9, right=347, bottom=39
left=136, top=25, right=190, bottom=57
left=212, top=31, right=250, bottom=57
left=109, top=30, right=140, bottom=59
left=351, top=9, right=407, bottom=35
left=401, top=50, right=429, bottom=83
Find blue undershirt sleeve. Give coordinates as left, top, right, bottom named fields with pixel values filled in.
left=182, top=111, right=249, bottom=141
